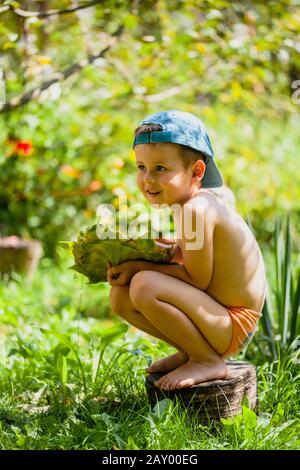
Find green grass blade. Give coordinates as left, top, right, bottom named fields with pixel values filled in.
left=274, top=217, right=282, bottom=332
left=260, top=294, right=277, bottom=360
left=91, top=349, right=104, bottom=384
left=290, top=269, right=300, bottom=342
left=282, top=214, right=292, bottom=347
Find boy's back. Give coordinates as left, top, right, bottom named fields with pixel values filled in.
left=177, top=189, right=266, bottom=312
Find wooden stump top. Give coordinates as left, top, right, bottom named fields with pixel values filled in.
left=0, top=236, right=41, bottom=249
left=0, top=236, right=43, bottom=280
left=145, top=361, right=258, bottom=421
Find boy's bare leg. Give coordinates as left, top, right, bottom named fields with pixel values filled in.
left=129, top=271, right=233, bottom=391
left=109, top=285, right=189, bottom=372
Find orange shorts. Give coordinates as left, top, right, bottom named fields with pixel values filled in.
left=221, top=307, right=262, bottom=358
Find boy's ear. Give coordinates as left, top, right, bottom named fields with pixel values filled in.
left=192, top=159, right=206, bottom=178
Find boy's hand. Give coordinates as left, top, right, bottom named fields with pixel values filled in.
left=170, top=244, right=184, bottom=265
left=154, top=238, right=183, bottom=265
left=154, top=237, right=176, bottom=248
left=107, top=260, right=140, bottom=286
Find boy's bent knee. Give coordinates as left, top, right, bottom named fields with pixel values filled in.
left=129, top=271, right=157, bottom=308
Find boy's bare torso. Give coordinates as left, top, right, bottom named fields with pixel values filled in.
left=176, top=189, right=266, bottom=312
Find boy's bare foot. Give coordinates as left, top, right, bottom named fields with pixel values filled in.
left=145, top=351, right=189, bottom=374
left=154, top=359, right=228, bottom=391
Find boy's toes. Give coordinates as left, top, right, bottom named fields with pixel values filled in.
left=154, top=378, right=163, bottom=387
left=164, top=379, right=177, bottom=391
left=169, top=381, right=179, bottom=391
left=145, top=362, right=158, bottom=373
left=155, top=376, right=185, bottom=391
left=164, top=383, right=171, bottom=392
left=154, top=377, right=168, bottom=388
left=160, top=379, right=173, bottom=391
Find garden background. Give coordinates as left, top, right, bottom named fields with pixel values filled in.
left=0, top=0, right=299, bottom=450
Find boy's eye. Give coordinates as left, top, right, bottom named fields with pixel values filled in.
left=137, top=165, right=167, bottom=171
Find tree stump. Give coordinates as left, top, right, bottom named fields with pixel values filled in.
left=145, top=361, right=258, bottom=422
left=0, top=236, right=43, bottom=281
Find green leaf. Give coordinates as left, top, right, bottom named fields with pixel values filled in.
left=126, top=436, right=140, bottom=450
left=242, top=405, right=257, bottom=435
left=52, top=342, right=71, bottom=357
left=100, top=323, right=129, bottom=349
left=57, top=353, right=68, bottom=386
left=64, top=222, right=175, bottom=284
left=269, top=402, right=284, bottom=427
left=58, top=241, right=74, bottom=253
left=40, top=328, right=87, bottom=393
left=40, top=328, right=74, bottom=351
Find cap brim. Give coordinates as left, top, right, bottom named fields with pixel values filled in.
left=202, top=157, right=223, bottom=188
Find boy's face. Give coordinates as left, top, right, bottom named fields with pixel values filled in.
left=134, top=143, right=202, bottom=207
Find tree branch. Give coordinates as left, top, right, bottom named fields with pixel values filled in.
left=144, top=78, right=200, bottom=102
left=0, top=25, right=124, bottom=114
left=0, top=0, right=104, bottom=18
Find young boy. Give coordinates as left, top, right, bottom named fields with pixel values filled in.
left=107, top=110, right=266, bottom=391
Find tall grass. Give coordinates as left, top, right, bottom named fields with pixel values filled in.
left=0, top=217, right=299, bottom=449
left=260, top=214, right=300, bottom=361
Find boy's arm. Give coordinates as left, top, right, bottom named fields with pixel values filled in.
left=135, top=260, right=197, bottom=287
left=136, top=201, right=216, bottom=291
left=177, top=201, right=215, bottom=290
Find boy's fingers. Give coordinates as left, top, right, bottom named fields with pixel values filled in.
left=108, top=276, right=123, bottom=286
left=156, top=238, right=175, bottom=244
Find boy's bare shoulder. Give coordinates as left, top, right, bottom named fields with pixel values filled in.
left=187, top=187, right=236, bottom=224
left=180, top=187, right=258, bottom=254
left=188, top=187, right=253, bottom=244
left=193, top=187, right=235, bottom=206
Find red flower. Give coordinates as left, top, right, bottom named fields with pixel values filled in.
left=15, top=140, right=33, bottom=156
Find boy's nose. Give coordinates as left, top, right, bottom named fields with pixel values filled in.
left=144, top=173, right=156, bottom=183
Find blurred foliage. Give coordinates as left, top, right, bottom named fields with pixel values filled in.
left=0, top=0, right=299, bottom=255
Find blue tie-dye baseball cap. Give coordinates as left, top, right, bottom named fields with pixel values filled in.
left=133, top=109, right=223, bottom=188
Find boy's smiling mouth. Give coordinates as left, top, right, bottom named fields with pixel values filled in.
left=147, top=190, right=162, bottom=196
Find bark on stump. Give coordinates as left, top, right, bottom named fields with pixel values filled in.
left=145, top=361, right=258, bottom=422
left=0, top=236, right=43, bottom=281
